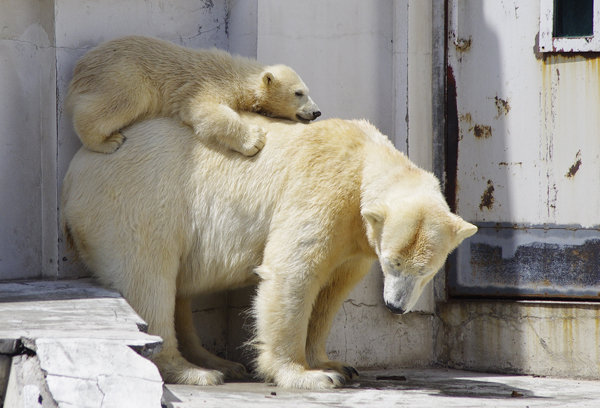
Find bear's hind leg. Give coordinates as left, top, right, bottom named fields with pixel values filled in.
left=305, top=258, right=374, bottom=380
left=175, top=297, right=247, bottom=379
left=70, top=91, right=151, bottom=154
left=117, top=254, right=225, bottom=386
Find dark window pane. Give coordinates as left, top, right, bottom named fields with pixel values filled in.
left=554, top=0, right=594, bottom=37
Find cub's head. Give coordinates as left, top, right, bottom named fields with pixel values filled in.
left=256, top=65, right=321, bottom=123
left=362, top=193, right=477, bottom=315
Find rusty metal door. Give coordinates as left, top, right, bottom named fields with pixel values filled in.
left=446, top=0, right=600, bottom=299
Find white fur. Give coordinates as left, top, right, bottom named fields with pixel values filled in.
left=60, top=113, right=476, bottom=389
left=66, top=36, right=320, bottom=154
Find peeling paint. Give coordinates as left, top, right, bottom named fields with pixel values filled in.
left=479, top=180, right=494, bottom=211
left=468, top=238, right=600, bottom=292
left=472, top=124, right=492, bottom=139
left=565, top=150, right=582, bottom=178
left=494, top=96, right=510, bottom=118
left=454, top=37, right=472, bottom=52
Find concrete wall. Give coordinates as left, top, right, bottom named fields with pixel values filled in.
left=54, top=0, right=230, bottom=278
left=4, top=0, right=596, bottom=381
left=0, top=0, right=57, bottom=280
left=0, top=0, right=437, bottom=370
left=0, top=0, right=229, bottom=281
left=210, top=0, right=441, bottom=369
left=0, top=0, right=444, bottom=372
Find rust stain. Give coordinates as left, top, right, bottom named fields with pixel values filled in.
left=473, top=124, right=492, bottom=139
left=479, top=180, right=495, bottom=211
left=494, top=96, right=510, bottom=118
left=565, top=150, right=582, bottom=178
left=455, top=37, right=472, bottom=52
left=466, top=238, right=600, bottom=294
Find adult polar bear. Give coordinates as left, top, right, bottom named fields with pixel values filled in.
left=60, top=113, right=476, bottom=389
left=66, top=36, right=320, bottom=155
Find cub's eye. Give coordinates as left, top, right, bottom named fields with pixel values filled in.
left=295, top=91, right=304, bottom=97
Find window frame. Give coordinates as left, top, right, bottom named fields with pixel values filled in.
left=539, top=0, right=600, bottom=52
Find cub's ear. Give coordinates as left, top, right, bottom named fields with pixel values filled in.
left=454, top=217, right=477, bottom=244
left=262, top=72, right=275, bottom=86
left=361, top=206, right=386, bottom=227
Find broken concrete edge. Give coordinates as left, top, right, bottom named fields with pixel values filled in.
left=4, top=353, right=59, bottom=408
left=1, top=336, right=162, bottom=360
left=0, top=278, right=122, bottom=302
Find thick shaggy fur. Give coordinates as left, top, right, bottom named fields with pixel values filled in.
left=60, top=114, right=476, bottom=389
left=66, top=36, right=320, bottom=154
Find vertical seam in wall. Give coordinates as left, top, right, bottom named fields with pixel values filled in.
left=54, top=0, right=60, bottom=279
left=405, top=2, right=410, bottom=157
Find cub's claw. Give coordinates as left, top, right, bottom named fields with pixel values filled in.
left=240, top=125, right=266, bottom=156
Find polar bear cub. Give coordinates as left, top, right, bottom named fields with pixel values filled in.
left=60, top=113, right=476, bottom=389
left=66, top=36, right=320, bottom=154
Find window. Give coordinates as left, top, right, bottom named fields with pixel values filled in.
left=539, top=0, right=600, bottom=52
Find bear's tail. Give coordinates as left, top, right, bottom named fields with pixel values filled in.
left=61, top=220, right=79, bottom=263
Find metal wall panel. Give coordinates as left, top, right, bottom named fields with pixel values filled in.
left=447, top=0, right=600, bottom=298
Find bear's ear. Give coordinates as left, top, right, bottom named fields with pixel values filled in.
left=361, top=206, right=385, bottom=227
left=453, top=217, right=477, bottom=244
left=262, top=72, right=275, bottom=86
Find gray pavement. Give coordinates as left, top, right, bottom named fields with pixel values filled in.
left=164, top=368, right=600, bottom=408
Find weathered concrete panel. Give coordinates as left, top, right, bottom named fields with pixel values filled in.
left=437, top=301, right=600, bottom=379
left=451, top=224, right=600, bottom=298
left=0, top=1, right=57, bottom=280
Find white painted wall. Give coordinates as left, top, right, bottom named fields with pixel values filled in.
left=54, top=0, right=230, bottom=277
left=0, top=0, right=57, bottom=280
left=0, top=0, right=439, bottom=370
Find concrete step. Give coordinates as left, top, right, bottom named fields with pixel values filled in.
left=0, top=279, right=164, bottom=408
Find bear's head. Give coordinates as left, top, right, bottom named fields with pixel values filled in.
left=362, top=188, right=477, bottom=315
left=256, top=65, right=321, bottom=123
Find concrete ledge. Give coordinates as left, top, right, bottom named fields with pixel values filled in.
left=0, top=279, right=164, bottom=408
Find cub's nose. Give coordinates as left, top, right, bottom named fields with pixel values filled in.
left=312, top=111, right=322, bottom=119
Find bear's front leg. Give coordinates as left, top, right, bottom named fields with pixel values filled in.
left=305, top=258, right=374, bottom=381
left=179, top=100, right=266, bottom=156
left=252, top=264, right=346, bottom=389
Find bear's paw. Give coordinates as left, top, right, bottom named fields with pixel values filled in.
left=239, top=125, right=266, bottom=156
left=275, top=368, right=346, bottom=389
left=313, top=361, right=359, bottom=380
left=97, top=131, right=126, bottom=154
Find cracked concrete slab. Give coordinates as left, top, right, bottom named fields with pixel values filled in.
left=0, top=279, right=164, bottom=408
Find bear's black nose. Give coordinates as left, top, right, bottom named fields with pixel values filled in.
left=385, top=302, right=406, bottom=315
left=313, top=111, right=321, bottom=119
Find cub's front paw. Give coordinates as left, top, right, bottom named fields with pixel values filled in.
left=239, top=125, right=266, bottom=156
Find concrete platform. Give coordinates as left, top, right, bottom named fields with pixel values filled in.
left=0, top=279, right=164, bottom=408
left=164, top=368, right=600, bottom=408
left=3, top=280, right=600, bottom=407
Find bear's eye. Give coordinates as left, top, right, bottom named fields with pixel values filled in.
left=295, top=91, right=304, bottom=97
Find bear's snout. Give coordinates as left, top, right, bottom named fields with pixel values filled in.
left=385, top=301, right=407, bottom=315
left=297, top=110, right=321, bottom=122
